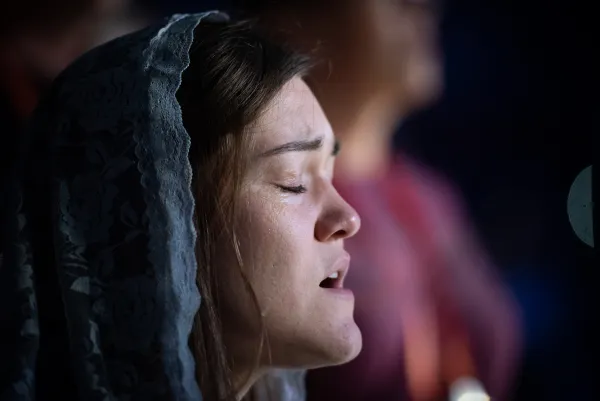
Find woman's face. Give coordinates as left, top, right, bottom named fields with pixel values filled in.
left=218, top=77, right=362, bottom=371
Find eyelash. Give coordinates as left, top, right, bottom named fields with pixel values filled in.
left=277, top=184, right=307, bottom=194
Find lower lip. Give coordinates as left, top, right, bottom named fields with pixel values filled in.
left=323, top=287, right=354, bottom=299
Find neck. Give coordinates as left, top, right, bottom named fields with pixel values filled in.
left=232, top=365, right=266, bottom=400
left=226, top=334, right=268, bottom=401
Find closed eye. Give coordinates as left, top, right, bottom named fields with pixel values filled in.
left=277, top=184, right=307, bottom=194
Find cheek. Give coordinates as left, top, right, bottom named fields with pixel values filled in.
left=239, top=195, right=319, bottom=316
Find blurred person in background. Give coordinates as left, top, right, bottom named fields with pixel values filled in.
left=231, top=1, right=522, bottom=400
left=0, top=0, right=134, bottom=126
left=0, top=0, right=150, bottom=260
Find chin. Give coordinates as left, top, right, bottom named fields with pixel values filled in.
left=311, top=319, right=364, bottom=368
left=268, top=318, right=363, bottom=370
left=331, top=331, right=363, bottom=366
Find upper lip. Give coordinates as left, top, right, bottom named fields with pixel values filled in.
left=322, top=253, right=350, bottom=288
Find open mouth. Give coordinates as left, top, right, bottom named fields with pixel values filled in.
left=319, top=254, right=351, bottom=291
left=319, top=270, right=345, bottom=289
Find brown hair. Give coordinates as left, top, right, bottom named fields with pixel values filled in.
left=177, top=19, right=311, bottom=401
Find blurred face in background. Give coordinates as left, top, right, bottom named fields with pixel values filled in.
left=318, top=0, right=444, bottom=112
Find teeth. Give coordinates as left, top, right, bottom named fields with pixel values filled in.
left=328, top=272, right=339, bottom=279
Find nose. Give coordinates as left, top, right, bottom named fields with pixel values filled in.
left=314, top=189, right=361, bottom=242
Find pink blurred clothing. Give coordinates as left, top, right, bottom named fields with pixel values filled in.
left=306, top=154, right=521, bottom=401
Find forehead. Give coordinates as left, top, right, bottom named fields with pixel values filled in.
left=250, top=77, right=333, bottom=151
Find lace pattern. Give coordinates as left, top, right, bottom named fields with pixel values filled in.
left=0, top=12, right=226, bottom=401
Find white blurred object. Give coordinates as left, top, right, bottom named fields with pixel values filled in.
left=567, top=165, right=593, bottom=247
left=253, top=369, right=307, bottom=401
left=449, top=377, right=490, bottom=401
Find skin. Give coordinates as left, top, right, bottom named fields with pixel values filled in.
left=214, top=78, right=362, bottom=399
left=255, top=1, right=521, bottom=400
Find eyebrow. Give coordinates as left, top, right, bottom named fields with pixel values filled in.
left=260, top=136, right=341, bottom=158
left=260, top=137, right=324, bottom=157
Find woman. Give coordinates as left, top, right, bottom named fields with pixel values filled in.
left=0, top=12, right=361, bottom=401
left=230, top=1, right=522, bottom=401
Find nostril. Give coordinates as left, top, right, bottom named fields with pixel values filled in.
left=332, top=228, right=348, bottom=240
